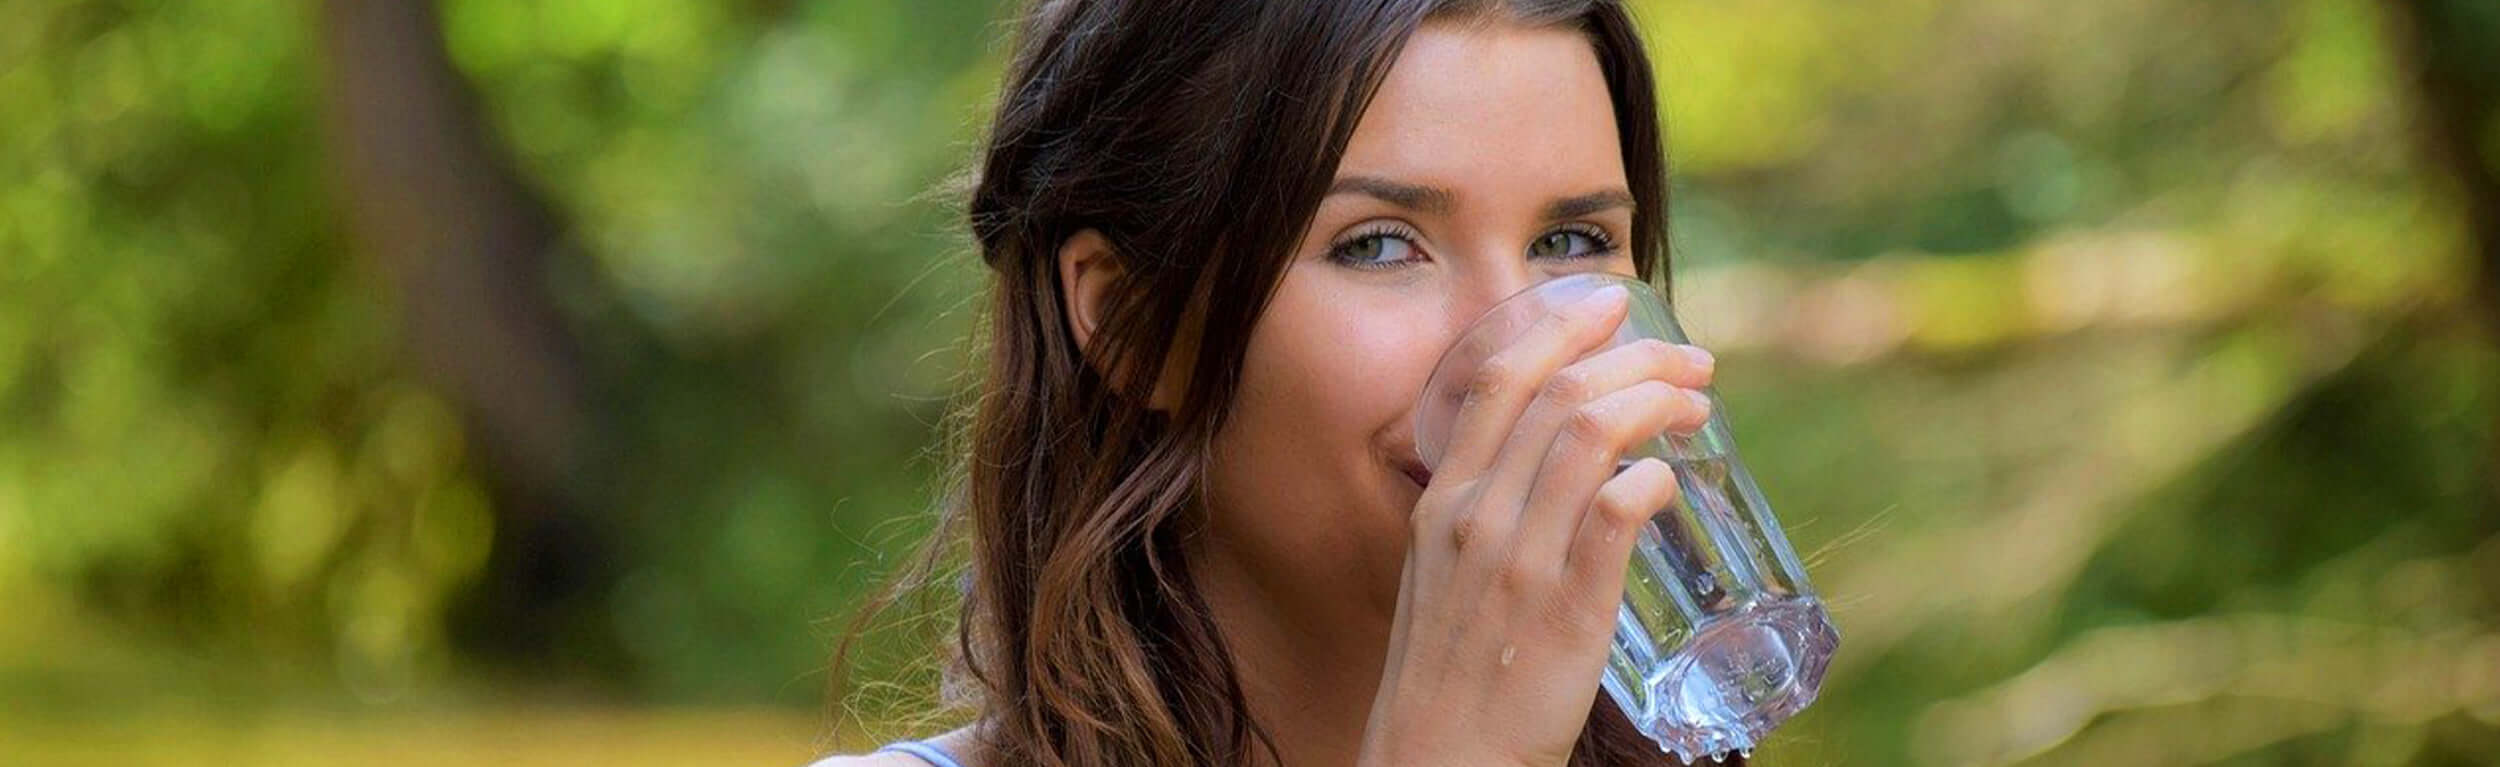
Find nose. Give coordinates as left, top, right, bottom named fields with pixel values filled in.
left=1444, top=259, right=1544, bottom=334
left=1414, top=258, right=1547, bottom=468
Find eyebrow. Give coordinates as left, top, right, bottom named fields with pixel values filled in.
left=1540, top=190, right=1636, bottom=222
left=1327, top=175, right=1456, bottom=215
left=1325, top=175, right=1636, bottom=222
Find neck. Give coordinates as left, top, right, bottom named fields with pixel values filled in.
left=1196, top=545, right=1392, bottom=767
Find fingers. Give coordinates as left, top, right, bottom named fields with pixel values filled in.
left=1512, top=379, right=1709, bottom=567
left=1430, top=285, right=1631, bottom=487
left=1403, top=278, right=1721, bottom=650
left=1472, top=339, right=1712, bottom=518
left=1561, top=456, right=1682, bottom=597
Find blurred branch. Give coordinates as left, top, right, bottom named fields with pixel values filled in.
left=1816, top=303, right=2374, bottom=684
left=316, top=0, right=620, bottom=670
left=1677, top=230, right=2415, bottom=367
left=1919, top=610, right=2500, bottom=766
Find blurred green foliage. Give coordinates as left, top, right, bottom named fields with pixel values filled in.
left=3, top=0, right=2494, bottom=764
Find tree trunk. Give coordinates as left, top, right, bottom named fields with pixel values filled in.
left=315, top=0, right=622, bottom=676
left=2378, top=0, right=2500, bottom=332
left=2377, top=0, right=2500, bottom=509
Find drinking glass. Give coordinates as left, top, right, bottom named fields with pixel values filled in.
left=1413, top=272, right=1838, bottom=761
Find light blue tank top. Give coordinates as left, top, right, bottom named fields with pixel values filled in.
left=874, top=739, right=967, bottom=767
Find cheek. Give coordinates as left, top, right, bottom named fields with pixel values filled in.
left=1203, top=270, right=1445, bottom=568
left=1230, top=279, right=1438, bottom=458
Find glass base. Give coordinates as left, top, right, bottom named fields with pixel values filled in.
left=1611, top=597, right=1837, bottom=761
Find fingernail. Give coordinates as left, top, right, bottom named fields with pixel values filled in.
left=1683, top=388, right=1712, bottom=413
left=1680, top=345, right=1714, bottom=371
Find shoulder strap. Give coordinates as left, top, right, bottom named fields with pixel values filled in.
left=875, top=740, right=969, bottom=767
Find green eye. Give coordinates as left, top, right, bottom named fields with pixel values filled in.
left=1326, top=226, right=1423, bottom=270
left=1530, top=228, right=1614, bottom=260
left=1342, top=236, right=1389, bottom=263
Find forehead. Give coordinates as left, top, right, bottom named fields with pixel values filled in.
left=1336, top=21, right=1626, bottom=200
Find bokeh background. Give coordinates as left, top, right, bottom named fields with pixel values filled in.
left=5, top=0, right=2496, bottom=764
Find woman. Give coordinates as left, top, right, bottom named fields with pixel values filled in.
left=821, top=0, right=1724, bottom=765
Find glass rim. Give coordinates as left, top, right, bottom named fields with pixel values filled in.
left=1414, top=271, right=1668, bottom=467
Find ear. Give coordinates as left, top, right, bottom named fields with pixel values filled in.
left=1057, top=228, right=1121, bottom=353
left=1057, top=229, right=1188, bottom=411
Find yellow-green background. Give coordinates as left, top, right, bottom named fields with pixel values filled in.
left=5, top=0, right=2496, bottom=764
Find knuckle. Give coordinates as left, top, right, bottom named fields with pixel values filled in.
left=1447, top=510, right=1480, bottom=552
left=1494, top=555, right=1547, bottom=593
left=1540, top=368, right=1595, bottom=406
left=1447, top=505, right=1511, bottom=556
left=1465, top=357, right=1521, bottom=405
left=1562, top=404, right=1615, bottom=448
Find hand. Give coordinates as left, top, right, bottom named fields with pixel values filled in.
left=1358, top=285, right=1715, bottom=767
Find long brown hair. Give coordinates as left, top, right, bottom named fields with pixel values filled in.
left=837, top=1, right=1714, bottom=764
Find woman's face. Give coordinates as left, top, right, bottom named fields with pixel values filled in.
left=1199, top=21, right=1638, bottom=639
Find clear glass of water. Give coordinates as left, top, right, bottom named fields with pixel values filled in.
left=1412, top=272, right=1839, bottom=761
